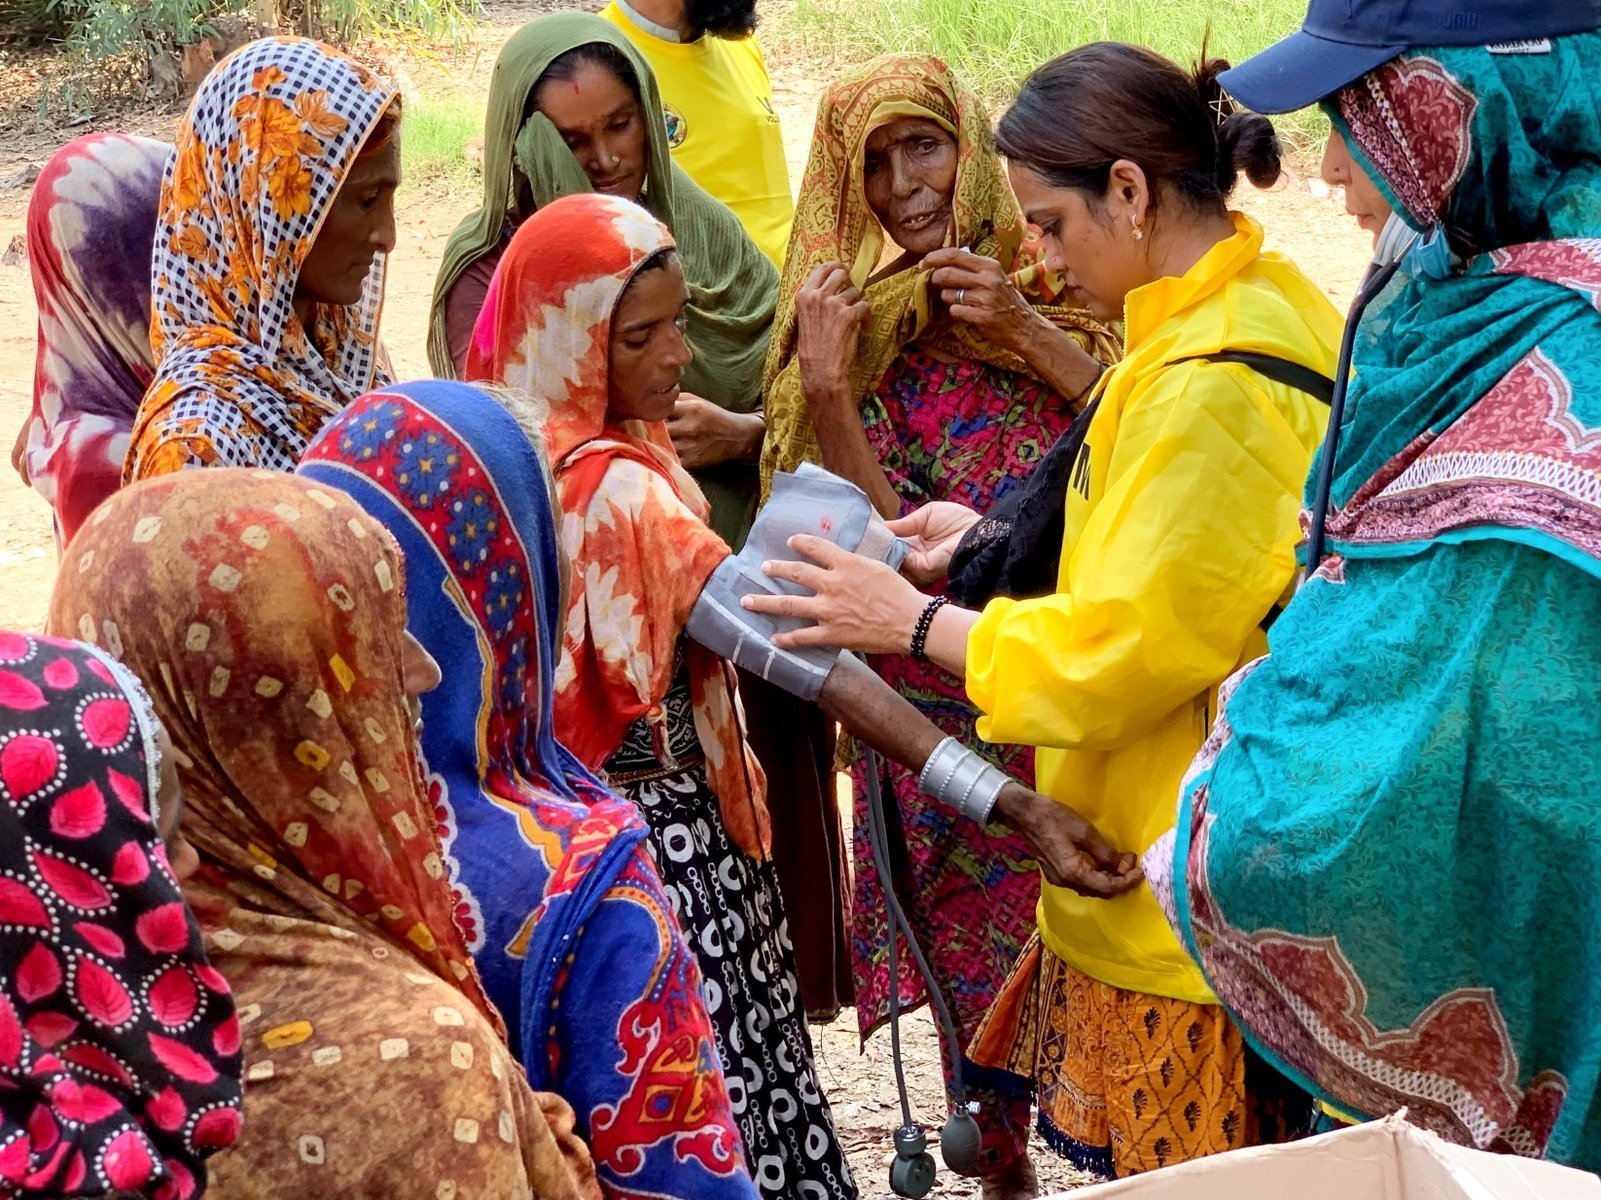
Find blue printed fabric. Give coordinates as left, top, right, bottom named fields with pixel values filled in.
left=300, top=379, right=757, bottom=1199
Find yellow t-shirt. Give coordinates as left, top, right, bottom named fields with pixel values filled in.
left=601, top=1, right=793, bottom=267
left=964, top=214, right=1343, bottom=1005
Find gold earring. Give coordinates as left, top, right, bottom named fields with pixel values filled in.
left=1131, top=217, right=1144, bottom=241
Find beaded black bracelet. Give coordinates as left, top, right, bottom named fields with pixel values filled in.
left=910, top=595, right=951, bottom=662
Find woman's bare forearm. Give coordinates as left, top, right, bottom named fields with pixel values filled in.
left=1016, top=319, right=1105, bottom=408
left=805, top=380, right=902, bottom=519
left=812, top=651, right=1143, bottom=897
left=816, top=652, right=946, bottom=769
left=921, top=603, right=978, bottom=678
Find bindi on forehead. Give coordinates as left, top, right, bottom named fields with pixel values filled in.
left=539, top=70, right=635, bottom=128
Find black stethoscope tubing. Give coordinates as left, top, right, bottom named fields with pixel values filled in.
left=1303, top=255, right=1404, bottom=569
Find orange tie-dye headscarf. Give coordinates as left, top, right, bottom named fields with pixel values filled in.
left=466, top=193, right=769, bottom=860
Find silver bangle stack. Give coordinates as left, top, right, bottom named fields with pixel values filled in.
left=916, top=735, right=1006, bottom=826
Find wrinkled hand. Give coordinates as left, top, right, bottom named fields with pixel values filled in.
left=925, top=247, right=1045, bottom=358
left=886, top=500, right=981, bottom=585
left=11, top=420, right=31, bottom=485
left=796, top=263, right=870, bottom=407
left=742, top=534, right=926, bottom=655
left=996, top=783, right=1144, bottom=898
left=666, top=395, right=763, bottom=470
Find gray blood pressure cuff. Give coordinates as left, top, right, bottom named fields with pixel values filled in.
left=686, top=464, right=911, bottom=700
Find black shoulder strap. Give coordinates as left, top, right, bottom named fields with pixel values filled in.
left=1169, top=350, right=1336, bottom=405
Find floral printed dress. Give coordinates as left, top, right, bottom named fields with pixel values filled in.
left=852, top=346, right=1078, bottom=1174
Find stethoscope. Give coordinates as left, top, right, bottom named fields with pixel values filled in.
left=1303, top=214, right=1417, bottom=567
left=862, top=746, right=982, bottom=1197
left=726, top=682, right=980, bottom=1196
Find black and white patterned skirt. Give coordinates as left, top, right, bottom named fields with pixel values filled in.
left=605, top=665, right=857, bottom=1200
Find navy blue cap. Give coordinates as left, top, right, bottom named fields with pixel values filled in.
left=1219, top=0, right=1601, bottom=113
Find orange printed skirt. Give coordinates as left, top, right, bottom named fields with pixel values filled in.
left=971, top=935, right=1310, bottom=1179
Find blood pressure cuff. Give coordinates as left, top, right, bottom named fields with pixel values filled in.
left=686, top=464, right=911, bottom=700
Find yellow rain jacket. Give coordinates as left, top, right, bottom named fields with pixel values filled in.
left=965, top=214, right=1343, bottom=1004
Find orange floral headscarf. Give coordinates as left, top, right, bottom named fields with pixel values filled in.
left=128, top=38, right=398, bottom=480
left=48, top=468, right=599, bottom=1199
left=466, top=193, right=770, bottom=860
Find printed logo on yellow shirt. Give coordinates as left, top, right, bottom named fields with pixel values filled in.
left=759, top=95, right=779, bottom=124
left=1071, top=440, right=1093, bottom=497
left=663, top=104, right=687, bottom=149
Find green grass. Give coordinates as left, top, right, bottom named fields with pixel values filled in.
left=775, top=0, right=1327, bottom=155
left=399, top=94, right=483, bottom=195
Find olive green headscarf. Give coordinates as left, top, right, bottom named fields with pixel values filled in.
left=428, top=11, right=777, bottom=546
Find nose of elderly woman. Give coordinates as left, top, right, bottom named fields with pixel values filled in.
left=402, top=631, right=442, bottom=696
left=1320, top=131, right=1393, bottom=241
left=401, top=631, right=441, bottom=738
left=889, top=150, right=920, bottom=199
left=371, top=191, right=399, bottom=257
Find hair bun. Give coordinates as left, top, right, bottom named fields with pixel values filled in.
left=1194, top=49, right=1282, bottom=194
left=1218, top=111, right=1283, bottom=190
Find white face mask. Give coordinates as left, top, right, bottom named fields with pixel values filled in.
left=1373, top=211, right=1420, bottom=268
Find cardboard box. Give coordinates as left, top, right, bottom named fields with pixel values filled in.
left=1048, top=1115, right=1601, bottom=1199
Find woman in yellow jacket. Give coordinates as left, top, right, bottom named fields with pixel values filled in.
left=747, top=42, right=1343, bottom=1186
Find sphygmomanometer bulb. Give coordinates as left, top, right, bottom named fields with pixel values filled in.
left=890, top=1124, right=937, bottom=1198
left=939, top=1108, right=983, bottom=1175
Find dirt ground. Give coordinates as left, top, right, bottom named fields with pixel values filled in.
left=0, top=9, right=1374, bottom=1196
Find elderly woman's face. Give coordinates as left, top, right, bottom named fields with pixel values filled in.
left=296, top=129, right=401, bottom=308
left=536, top=60, right=649, bottom=202
left=863, top=116, right=958, bottom=256
left=1321, top=130, right=1394, bottom=243
left=1008, top=161, right=1144, bottom=324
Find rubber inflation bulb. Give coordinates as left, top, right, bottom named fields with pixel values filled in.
left=940, top=1110, right=982, bottom=1175
left=891, top=1125, right=937, bottom=1198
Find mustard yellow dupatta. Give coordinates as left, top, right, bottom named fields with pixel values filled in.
left=759, top=54, right=1121, bottom=498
